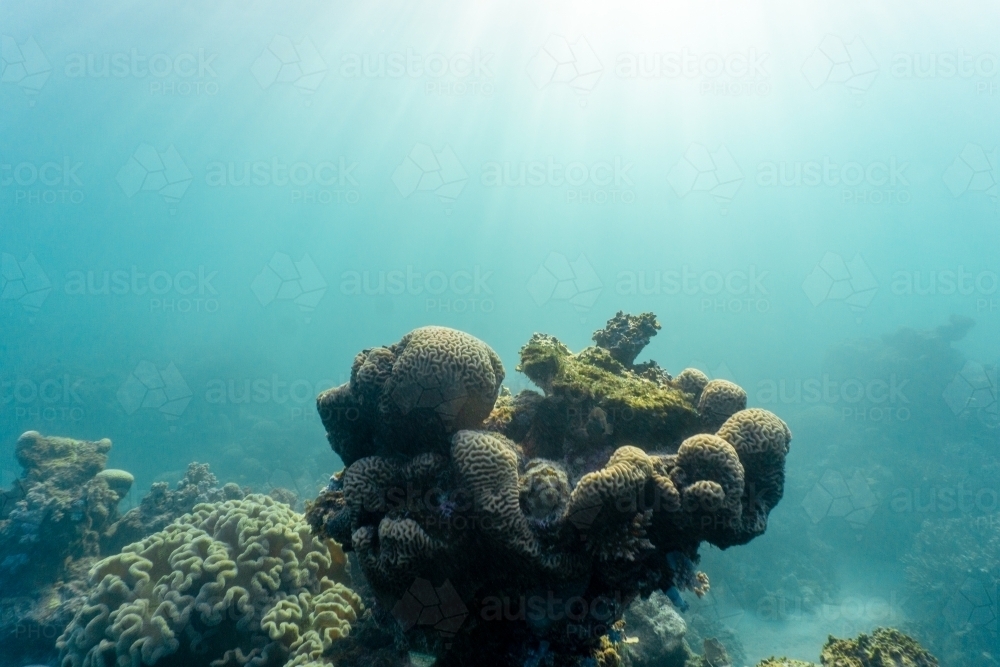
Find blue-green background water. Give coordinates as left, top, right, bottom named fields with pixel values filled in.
left=2, top=1, right=999, bottom=663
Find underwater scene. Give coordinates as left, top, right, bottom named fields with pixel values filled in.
left=1, top=1, right=998, bottom=666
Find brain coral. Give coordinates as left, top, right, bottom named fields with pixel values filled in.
left=317, top=326, right=505, bottom=465
left=57, top=494, right=360, bottom=667
left=674, top=368, right=709, bottom=399
left=716, top=408, right=792, bottom=544
left=697, top=379, right=748, bottom=431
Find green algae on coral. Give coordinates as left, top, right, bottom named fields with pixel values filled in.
left=516, top=332, right=699, bottom=453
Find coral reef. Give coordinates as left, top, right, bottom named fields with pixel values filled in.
left=0, top=432, right=124, bottom=591
left=306, top=316, right=791, bottom=666
left=754, top=628, right=938, bottom=667
left=0, top=432, right=284, bottom=667
left=58, top=494, right=361, bottom=667
left=103, top=461, right=249, bottom=553
left=903, top=513, right=1000, bottom=667
left=0, top=432, right=132, bottom=667
left=822, top=315, right=985, bottom=435
left=819, top=628, right=938, bottom=667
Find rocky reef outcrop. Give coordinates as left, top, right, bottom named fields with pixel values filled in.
left=306, top=313, right=791, bottom=666
left=620, top=591, right=693, bottom=667
left=0, top=432, right=132, bottom=667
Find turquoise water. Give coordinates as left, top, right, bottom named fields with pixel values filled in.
left=2, top=2, right=999, bottom=666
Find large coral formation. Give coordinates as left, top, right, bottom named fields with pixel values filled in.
left=306, top=315, right=791, bottom=666
left=57, top=494, right=361, bottom=667
left=317, top=326, right=505, bottom=466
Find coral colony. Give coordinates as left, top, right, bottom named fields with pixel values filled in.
left=0, top=314, right=944, bottom=667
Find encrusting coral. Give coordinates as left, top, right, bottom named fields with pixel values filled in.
left=819, top=628, right=938, bottom=667
left=57, top=494, right=362, bottom=667
left=306, top=313, right=791, bottom=667
left=754, top=627, right=938, bottom=667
